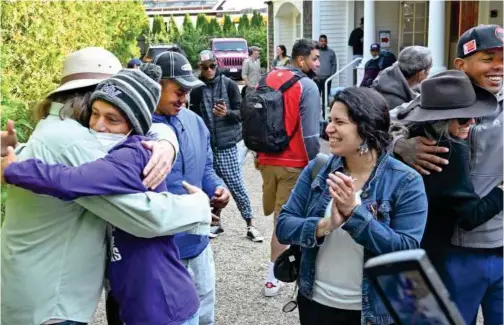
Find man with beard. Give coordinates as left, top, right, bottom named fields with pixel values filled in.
left=189, top=50, right=263, bottom=242
left=254, top=39, right=321, bottom=297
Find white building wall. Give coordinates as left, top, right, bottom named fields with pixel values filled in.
left=375, top=1, right=401, bottom=55
left=319, top=0, right=350, bottom=87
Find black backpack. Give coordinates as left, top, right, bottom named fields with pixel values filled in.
left=241, top=72, right=302, bottom=153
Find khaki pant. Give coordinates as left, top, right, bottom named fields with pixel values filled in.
left=256, top=161, right=303, bottom=217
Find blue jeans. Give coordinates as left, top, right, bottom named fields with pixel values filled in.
left=236, top=140, right=249, bottom=167
left=442, top=246, right=503, bottom=325
left=182, top=245, right=215, bottom=325
left=179, top=311, right=199, bottom=325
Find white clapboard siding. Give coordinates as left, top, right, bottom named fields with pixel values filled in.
left=319, top=0, right=349, bottom=87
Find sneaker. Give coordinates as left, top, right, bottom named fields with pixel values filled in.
left=264, top=279, right=284, bottom=297
left=246, top=226, right=264, bottom=242
left=209, top=225, right=224, bottom=238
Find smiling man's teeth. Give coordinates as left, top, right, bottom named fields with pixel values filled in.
left=488, top=76, right=502, bottom=82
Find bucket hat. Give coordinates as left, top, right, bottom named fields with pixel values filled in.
left=47, top=47, right=122, bottom=97
left=402, top=70, right=498, bottom=122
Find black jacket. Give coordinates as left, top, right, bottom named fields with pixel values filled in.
left=408, top=125, right=503, bottom=265
left=189, top=71, right=242, bottom=150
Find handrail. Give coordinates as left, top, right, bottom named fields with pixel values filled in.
left=324, top=57, right=362, bottom=119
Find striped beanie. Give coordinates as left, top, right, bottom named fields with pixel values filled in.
left=90, top=63, right=162, bottom=135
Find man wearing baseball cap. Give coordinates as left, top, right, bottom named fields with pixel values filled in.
left=153, top=51, right=230, bottom=325
left=393, top=24, right=503, bottom=324
left=360, top=43, right=397, bottom=87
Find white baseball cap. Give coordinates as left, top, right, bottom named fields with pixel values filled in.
left=47, top=47, right=122, bottom=97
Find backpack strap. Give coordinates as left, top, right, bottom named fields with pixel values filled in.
left=311, top=154, right=329, bottom=180
left=279, top=74, right=302, bottom=93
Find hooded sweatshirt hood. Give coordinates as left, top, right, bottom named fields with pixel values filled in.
left=373, top=62, right=417, bottom=110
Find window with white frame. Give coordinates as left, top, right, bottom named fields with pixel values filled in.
left=399, top=1, right=429, bottom=51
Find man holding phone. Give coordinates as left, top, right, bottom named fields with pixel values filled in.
left=189, top=50, right=263, bottom=242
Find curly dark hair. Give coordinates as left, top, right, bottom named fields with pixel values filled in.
left=331, top=87, right=392, bottom=153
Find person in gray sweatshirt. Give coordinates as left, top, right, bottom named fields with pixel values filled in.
left=373, top=46, right=432, bottom=110
left=314, top=34, right=337, bottom=120
left=392, top=24, right=503, bottom=325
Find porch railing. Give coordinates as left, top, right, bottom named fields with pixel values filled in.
left=323, top=57, right=362, bottom=120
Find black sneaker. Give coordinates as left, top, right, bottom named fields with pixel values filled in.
left=246, top=226, right=264, bottom=242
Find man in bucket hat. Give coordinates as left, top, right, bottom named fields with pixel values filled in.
left=152, top=51, right=228, bottom=325
left=393, top=24, right=503, bottom=325
left=0, top=47, right=211, bottom=325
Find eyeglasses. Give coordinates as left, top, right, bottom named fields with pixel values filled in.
left=200, top=63, right=217, bottom=71
left=457, top=118, right=472, bottom=125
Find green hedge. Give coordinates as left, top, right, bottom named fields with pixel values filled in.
left=1, top=0, right=148, bottom=219
left=1, top=0, right=148, bottom=109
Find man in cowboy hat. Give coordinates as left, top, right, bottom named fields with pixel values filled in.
left=393, top=24, right=503, bottom=324
left=0, top=47, right=211, bottom=325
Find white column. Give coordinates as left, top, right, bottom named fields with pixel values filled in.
left=312, top=0, right=321, bottom=41
left=427, top=0, right=447, bottom=76
left=357, top=0, right=375, bottom=84
left=358, top=0, right=376, bottom=68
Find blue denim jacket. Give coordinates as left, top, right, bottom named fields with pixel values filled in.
left=276, top=152, right=428, bottom=325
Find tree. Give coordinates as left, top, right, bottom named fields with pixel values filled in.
left=182, top=13, right=195, bottom=34
left=222, top=14, right=233, bottom=33
left=196, top=13, right=208, bottom=31
left=152, top=15, right=165, bottom=34
left=250, top=11, right=264, bottom=28
left=206, top=17, right=221, bottom=37
left=238, top=13, right=250, bottom=32
left=168, top=16, right=180, bottom=42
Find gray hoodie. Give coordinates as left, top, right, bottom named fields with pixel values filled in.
left=373, top=63, right=417, bottom=110
left=316, top=46, right=337, bottom=79
left=451, top=91, right=503, bottom=249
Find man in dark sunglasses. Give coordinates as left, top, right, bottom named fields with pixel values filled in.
left=189, top=50, right=264, bottom=243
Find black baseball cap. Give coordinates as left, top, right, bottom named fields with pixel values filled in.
left=370, top=43, right=380, bottom=51
left=456, top=24, right=503, bottom=58
left=153, top=51, right=204, bottom=90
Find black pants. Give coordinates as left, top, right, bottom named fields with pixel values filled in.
left=297, top=293, right=361, bottom=325
left=315, top=78, right=331, bottom=120
left=106, top=293, right=123, bottom=325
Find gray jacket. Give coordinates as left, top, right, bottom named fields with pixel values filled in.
left=373, top=63, right=417, bottom=110
left=316, top=46, right=337, bottom=79
left=452, top=92, right=503, bottom=248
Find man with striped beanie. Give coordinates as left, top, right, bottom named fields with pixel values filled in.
left=90, top=64, right=162, bottom=135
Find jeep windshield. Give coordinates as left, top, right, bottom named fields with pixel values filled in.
left=213, top=41, right=246, bottom=52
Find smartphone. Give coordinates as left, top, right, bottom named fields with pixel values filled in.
left=364, top=249, right=466, bottom=325
left=215, top=99, right=225, bottom=106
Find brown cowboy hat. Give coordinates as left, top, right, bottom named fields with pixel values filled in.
left=402, top=70, right=498, bottom=122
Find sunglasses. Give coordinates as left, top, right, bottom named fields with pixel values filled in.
left=200, top=63, right=217, bottom=71
left=457, top=118, right=472, bottom=125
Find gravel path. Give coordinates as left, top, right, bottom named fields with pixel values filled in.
left=91, top=139, right=483, bottom=325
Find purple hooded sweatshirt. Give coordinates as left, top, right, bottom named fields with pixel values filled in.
left=4, top=135, right=199, bottom=325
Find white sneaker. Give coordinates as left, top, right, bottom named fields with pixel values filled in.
left=264, top=279, right=284, bottom=297
left=246, top=226, right=264, bottom=242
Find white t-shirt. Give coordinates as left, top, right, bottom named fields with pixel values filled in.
left=312, top=192, right=364, bottom=310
